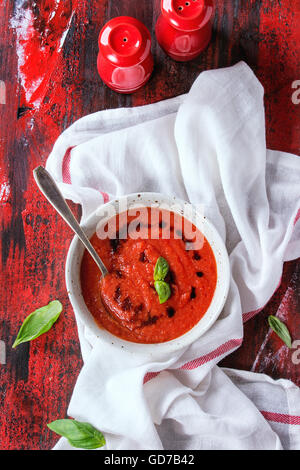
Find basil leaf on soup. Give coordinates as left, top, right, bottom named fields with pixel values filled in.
left=268, top=315, right=292, bottom=348
left=47, top=419, right=106, bottom=450
left=154, top=281, right=171, bottom=304
left=12, top=300, right=63, bottom=348
left=154, top=256, right=169, bottom=281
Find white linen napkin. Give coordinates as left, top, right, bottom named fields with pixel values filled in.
left=47, top=62, right=300, bottom=450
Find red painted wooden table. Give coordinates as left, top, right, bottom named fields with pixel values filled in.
left=0, top=0, right=299, bottom=450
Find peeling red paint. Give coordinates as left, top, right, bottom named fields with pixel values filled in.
left=11, top=0, right=76, bottom=108
left=0, top=180, right=10, bottom=203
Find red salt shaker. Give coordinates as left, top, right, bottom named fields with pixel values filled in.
left=155, top=0, right=215, bottom=62
left=97, top=16, right=154, bottom=94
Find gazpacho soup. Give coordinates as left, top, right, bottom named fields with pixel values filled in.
left=80, top=207, right=217, bottom=343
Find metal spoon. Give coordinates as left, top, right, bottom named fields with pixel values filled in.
left=33, top=166, right=108, bottom=278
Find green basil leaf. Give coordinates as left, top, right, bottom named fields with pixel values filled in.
left=268, top=315, right=292, bottom=348
left=47, top=419, right=106, bottom=449
left=13, top=300, right=63, bottom=348
left=154, top=281, right=171, bottom=304
left=154, top=256, right=169, bottom=281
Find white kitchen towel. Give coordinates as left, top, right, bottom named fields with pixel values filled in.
left=47, top=62, right=300, bottom=450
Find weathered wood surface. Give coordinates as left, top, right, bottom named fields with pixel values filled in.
left=0, top=0, right=299, bottom=449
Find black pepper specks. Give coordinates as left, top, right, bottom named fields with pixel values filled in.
left=167, top=307, right=175, bottom=318
left=114, top=285, right=121, bottom=302
left=110, top=238, right=120, bottom=253
left=122, top=296, right=132, bottom=311
left=134, top=303, right=144, bottom=315
left=140, top=314, right=159, bottom=327
left=166, top=270, right=176, bottom=284
left=190, top=287, right=196, bottom=299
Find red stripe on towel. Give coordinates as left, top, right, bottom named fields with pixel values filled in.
left=242, top=308, right=264, bottom=323
left=61, top=146, right=109, bottom=203
left=143, top=372, right=160, bottom=384
left=101, top=192, right=109, bottom=203
left=261, top=411, right=300, bottom=425
left=144, top=338, right=242, bottom=383
left=62, top=147, right=73, bottom=184
left=294, top=208, right=300, bottom=225
left=180, top=338, right=243, bottom=370
left=242, top=276, right=283, bottom=323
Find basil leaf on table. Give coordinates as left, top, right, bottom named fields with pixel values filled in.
left=154, top=256, right=169, bottom=281
left=47, top=419, right=106, bottom=449
left=268, top=315, right=292, bottom=348
left=154, top=281, right=171, bottom=304
left=12, top=300, right=63, bottom=348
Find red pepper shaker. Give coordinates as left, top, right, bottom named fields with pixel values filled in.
left=97, top=16, right=154, bottom=94
left=155, top=0, right=215, bottom=62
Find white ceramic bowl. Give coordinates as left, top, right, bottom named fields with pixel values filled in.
left=65, top=193, right=230, bottom=358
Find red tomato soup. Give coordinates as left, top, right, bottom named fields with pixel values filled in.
left=80, top=208, right=217, bottom=343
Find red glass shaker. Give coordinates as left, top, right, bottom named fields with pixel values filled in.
left=155, top=0, right=215, bottom=62
left=97, top=16, right=154, bottom=94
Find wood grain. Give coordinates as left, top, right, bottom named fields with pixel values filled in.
left=0, top=0, right=299, bottom=449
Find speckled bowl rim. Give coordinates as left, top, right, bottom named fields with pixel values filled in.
left=65, top=193, right=230, bottom=359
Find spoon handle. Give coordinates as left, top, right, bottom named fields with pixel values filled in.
left=33, top=166, right=108, bottom=277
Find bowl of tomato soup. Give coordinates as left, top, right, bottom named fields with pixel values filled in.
left=66, top=193, right=230, bottom=356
